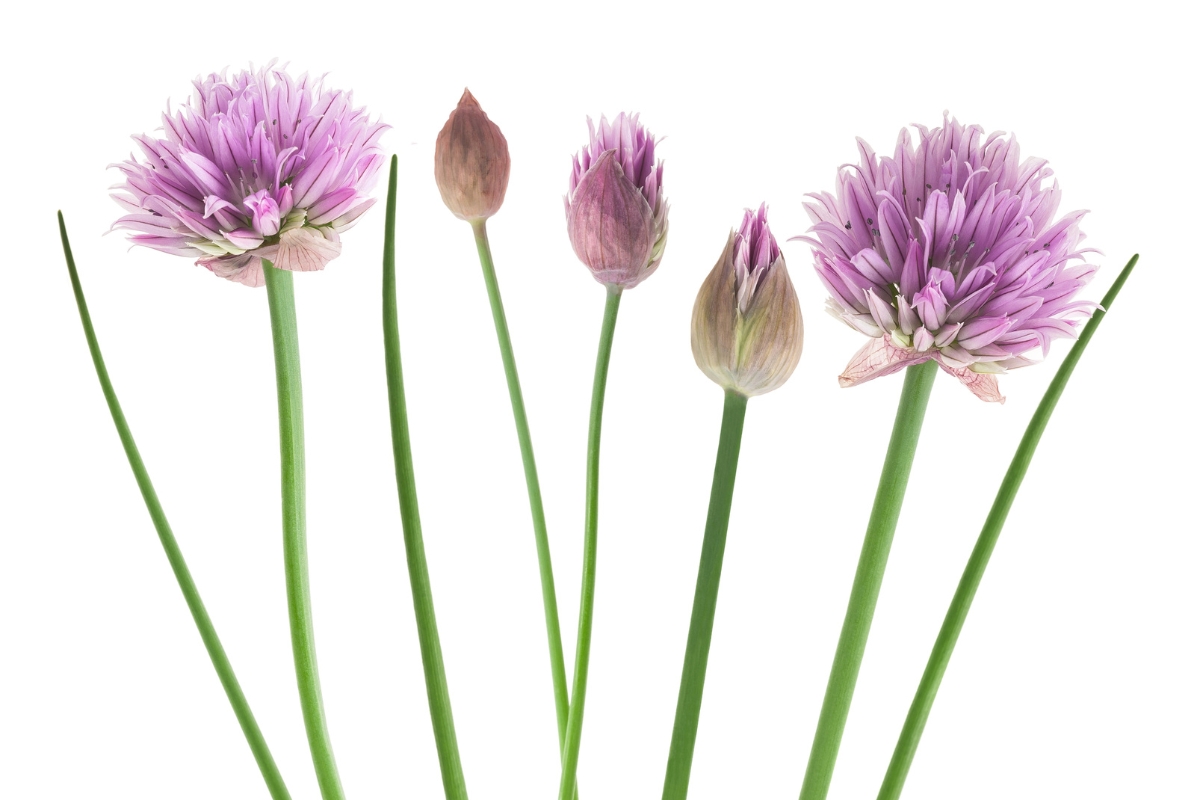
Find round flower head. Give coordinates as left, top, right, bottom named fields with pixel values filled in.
left=800, top=113, right=1097, bottom=402
left=111, top=64, right=388, bottom=287
left=692, top=204, right=803, bottom=397
left=565, top=113, right=668, bottom=289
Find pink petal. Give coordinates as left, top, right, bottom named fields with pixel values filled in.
left=936, top=360, right=1005, bottom=403
left=199, top=252, right=268, bottom=288
left=838, top=334, right=1007, bottom=404
left=290, top=146, right=341, bottom=209
left=203, top=195, right=237, bottom=218
left=329, top=196, right=376, bottom=230
left=129, top=235, right=198, bottom=257
left=956, top=316, right=1014, bottom=351
left=233, top=260, right=267, bottom=287
left=864, top=289, right=899, bottom=334
left=224, top=228, right=265, bottom=250
left=306, top=187, right=360, bottom=226
left=273, top=226, right=342, bottom=272
left=179, top=151, right=230, bottom=197
left=837, top=335, right=932, bottom=388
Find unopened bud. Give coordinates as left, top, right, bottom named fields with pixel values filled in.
left=565, top=113, right=667, bottom=289
left=566, top=150, right=656, bottom=288
left=691, top=204, right=803, bottom=396
left=434, top=88, right=510, bottom=221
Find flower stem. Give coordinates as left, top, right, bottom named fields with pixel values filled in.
left=58, top=212, right=292, bottom=800
left=661, top=389, right=749, bottom=800
left=876, top=254, right=1140, bottom=800
left=262, top=261, right=344, bottom=800
left=557, top=285, right=623, bottom=800
left=469, top=219, right=570, bottom=754
left=383, top=158, right=469, bottom=800
left=799, top=358, right=938, bottom=800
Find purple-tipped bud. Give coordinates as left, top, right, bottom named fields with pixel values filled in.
left=692, top=205, right=804, bottom=397
left=565, top=113, right=668, bottom=289
left=434, top=88, right=510, bottom=221
left=245, top=190, right=282, bottom=237
left=566, top=150, right=656, bottom=287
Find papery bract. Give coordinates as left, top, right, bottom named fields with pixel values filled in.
left=111, top=64, right=387, bottom=287
left=799, top=113, right=1097, bottom=402
left=434, top=88, right=510, bottom=221
left=565, top=113, right=667, bottom=289
left=693, top=204, right=803, bottom=397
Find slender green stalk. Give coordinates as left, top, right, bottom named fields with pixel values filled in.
left=876, top=254, right=1140, bottom=800
left=383, top=158, right=469, bottom=800
left=469, top=219, right=570, bottom=751
left=58, top=212, right=292, bottom=800
left=662, top=389, right=749, bottom=800
left=557, top=286, right=623, bottom=800
left=799, top=358, right=939, bottom=800
left=263, top=261, right=344, bottom=800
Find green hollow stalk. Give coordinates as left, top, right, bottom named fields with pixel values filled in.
left=876, top=254, right=1140, bottom=800
left=262, top=261, right=344, bottom=800
left=469, top=219, right=571, bottom=754
left=799, top=358, right=939, bottom=800
left=382, top=157, right=469, bottom=800
left=661, top=389, right=749, bottom=800
left=557, top=286, right=623, bottom=800
left=58, top=212, right=293, bottom=800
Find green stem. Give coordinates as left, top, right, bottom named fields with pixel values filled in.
left=469, top=219, right=570, bottom=753
left=799, top=358, right=939, bottom=800
left=876, top=254, right=1140, bottom=800
left=383, top=158, right=469, bottom=800
left=661, top=389, right=749, bottom=800
left=263, top=261, right=344, bottom=800
left=58, top=212, right=292, bottom=800
left=557, top=286, right=623, bottom=800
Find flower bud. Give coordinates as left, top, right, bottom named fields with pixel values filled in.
left=566, top=150, right=656, bottom=287
left=692, top=205, right=803, bottom=397
left=565, top=113, right=667, bottom=289
left=434, top=88, right=510, bottom=221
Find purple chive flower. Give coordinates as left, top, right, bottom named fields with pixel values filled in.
left=799, top=113, right=1097, bottom=402
left=692, top=204, right=804, bottom=397
left=111, top=64, right=387, bottom=288
left=565, top=113, right=668, bottom=289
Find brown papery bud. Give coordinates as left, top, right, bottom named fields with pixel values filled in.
left=434, top=88, right=510, bottom=221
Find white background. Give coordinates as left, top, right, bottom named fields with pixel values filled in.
left=2, top=1, right=1195, bottom=798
